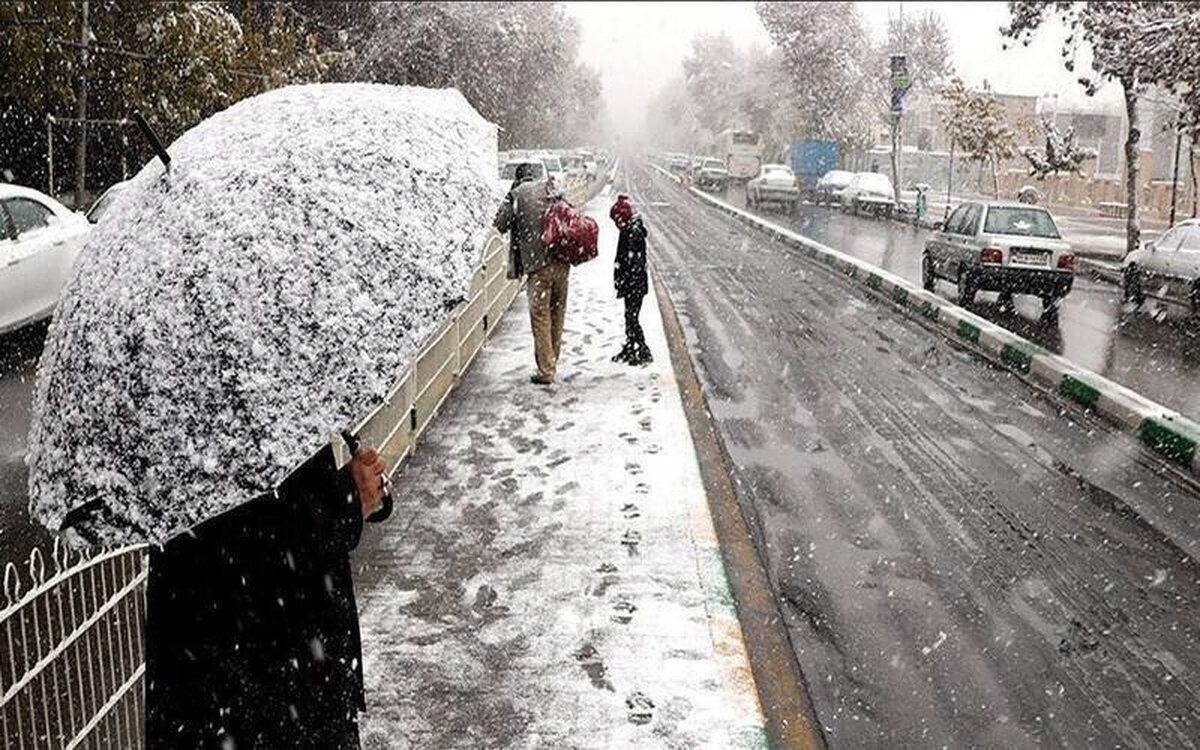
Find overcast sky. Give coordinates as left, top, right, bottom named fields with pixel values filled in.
left=566, top=1, right=1122, bottom=141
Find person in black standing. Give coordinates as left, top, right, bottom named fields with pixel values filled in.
left=144, top=444, right=387, bottom=749
left=610, top=194, right=652, bottom=365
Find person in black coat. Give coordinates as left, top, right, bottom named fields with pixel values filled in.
left=144, top=443, right=387, bottom=749
left=610, top=194, right=652, bottom=365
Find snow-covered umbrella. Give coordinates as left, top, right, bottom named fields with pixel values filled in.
left=26, top=83, right=498, bottom=546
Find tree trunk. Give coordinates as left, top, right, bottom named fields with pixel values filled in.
left=991, top=156, right=1000, bottom=197
left=1122, top=76, right=1141, bottom=257
left=74, top=0, right=89, bottom=210
left=890, top=114, right=902, bottom=207
left=1191, top=146, right=1198, bottom=219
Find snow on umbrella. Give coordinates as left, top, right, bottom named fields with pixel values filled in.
left=26, top=83, right=498, bottom=547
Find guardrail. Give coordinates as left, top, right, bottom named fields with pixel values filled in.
left=0, top=170, right=599, bottom=748
left=1, top=542, right=147, bottom=750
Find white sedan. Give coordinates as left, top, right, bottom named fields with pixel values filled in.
left=1122, top=218, right=1200, bottom=315
left=841, top=171, right=896, bottom=216
left=746, top=164, right=800, bottom=212
left=0, top=184, right=90, bottom=334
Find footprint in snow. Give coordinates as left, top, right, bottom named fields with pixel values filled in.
left=611, top=599, right=637, bottom=624
left=626, top=692, right=655, bottom=724
left=621, top=502, right=640, bottom=519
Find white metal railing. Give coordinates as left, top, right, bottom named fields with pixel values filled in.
left=0, top=173, right=597, bottom=748
left=1, top=541, right=147, bottom=750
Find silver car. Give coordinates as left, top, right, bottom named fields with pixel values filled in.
left=922, top=201, right=1074, bottom=312
left=1121, top=218, right=1200, bottom=315
left=746, top=164, right=800, bottom=212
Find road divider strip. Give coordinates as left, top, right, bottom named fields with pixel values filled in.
left=650, top=163, right=1200, bottom=480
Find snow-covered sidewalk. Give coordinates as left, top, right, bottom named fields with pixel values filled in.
left=351, top=187, right=766, bottom=748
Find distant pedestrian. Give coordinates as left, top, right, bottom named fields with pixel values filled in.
left=610, top=194, right=652, bottom=365
left=914, top=186, right=927, bottom=224
left=494, top=165, right=570, bottom=385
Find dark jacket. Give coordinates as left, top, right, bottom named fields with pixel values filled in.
left=494, top=178, right=553, bottom=279
left=145, top=446, right=365, bottom=749
left=614, top=215, right=648, bottom=299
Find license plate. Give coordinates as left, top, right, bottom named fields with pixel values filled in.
left=1010, top=250, right=1049, bottom=267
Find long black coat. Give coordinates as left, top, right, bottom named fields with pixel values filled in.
left=614, top=215, right=648, bottom=299
left=145, top=446, right=366, bottom=749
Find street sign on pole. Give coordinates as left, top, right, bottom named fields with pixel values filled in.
left=889, top=53, right=909, bottom=114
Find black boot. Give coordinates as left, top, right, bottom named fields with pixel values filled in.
left=612, top=342, right=633, bottom=363
left=628, top=342, right=652, bottom=365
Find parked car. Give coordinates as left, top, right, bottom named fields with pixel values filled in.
left=0, top=183, right=91, bottom=334
left=922, top=200, right=1074, bottom=312
left=841, top=172, right=896, bottom=216
left=746, top=164, right=800, bottom=211
left=694, top=158, right=730, bottom=191
left=667, top=153, right=691, bottom=175
left=86, top=180, right=130, bottom=224
left=812, top=169, right=855, bottom=205
left=539, top=154, right=567, bottom=185
left=561, top=152, right=585, bottom=178
left=1122, top=218, right=1200, bottom=315
left=500, top=159, right=547, bottom=181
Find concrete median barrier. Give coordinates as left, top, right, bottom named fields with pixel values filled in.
left=651, top=162, right=1200, bottom=481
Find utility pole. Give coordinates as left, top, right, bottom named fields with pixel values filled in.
left=889, top=2, right=907, bottom=210
left=74, top=0, right=89, bottom=209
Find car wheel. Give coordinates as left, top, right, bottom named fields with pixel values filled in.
left=957, top=269, right=976, bottom=306
left=1122, top=264, right=1144, bottom=307
left=921, top=252, right=935, bottom=291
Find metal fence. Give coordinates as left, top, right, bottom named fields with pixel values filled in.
left=1, top=542, right=147, bottom=750
left=0, top=174, right=594, bottom=748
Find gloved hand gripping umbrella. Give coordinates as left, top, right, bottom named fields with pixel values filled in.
left=26, top=84, right=497, bottom=546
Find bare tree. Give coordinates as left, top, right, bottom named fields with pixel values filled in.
left=940, top=78, right=1016, bottom=197
left=1003, top=1, right=1200, bottom=256
left=1021, top=119, right=1098, bottom=178
left=756, top=1, right=875, bottom=152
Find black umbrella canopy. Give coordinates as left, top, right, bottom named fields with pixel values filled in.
left=27, top=83, right=498, bottom=546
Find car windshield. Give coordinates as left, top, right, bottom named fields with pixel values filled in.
left=87, top=187, right=126, bottom=223
left=1175, top=225, right=1200, bottom=250
left=702, top=160, right=724, bottom=169
left=984, top=206, right=1061, bottom=238
left=500, top=162, right=542, bottom=180
left=541, top=157, right=562, bottom=171
left=764, top=166, right=792, bottom=177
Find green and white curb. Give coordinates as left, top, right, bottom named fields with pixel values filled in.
left=652, top=163, right=1200, bottom=480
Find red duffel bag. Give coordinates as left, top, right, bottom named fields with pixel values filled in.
left=541, top=198, right=599, bottom=266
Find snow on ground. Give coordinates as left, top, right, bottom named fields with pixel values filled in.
left=27, top=83, right=498, bottom=546
left=352, top=189, right=766, bottom=747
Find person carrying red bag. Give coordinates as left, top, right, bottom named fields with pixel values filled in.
left=493, top=168, right=598, bottom=385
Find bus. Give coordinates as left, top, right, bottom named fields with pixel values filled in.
left=715, top=129, right=763, bottom=179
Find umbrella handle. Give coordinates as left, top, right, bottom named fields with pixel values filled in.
left=341, top=431, right=393, bottom=523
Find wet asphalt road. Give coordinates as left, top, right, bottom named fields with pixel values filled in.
left=724, top=183, right=1200, bottom=422
left=0, top=323, right=52, bottom=568
left=632, top=162, right=1200, bottom=748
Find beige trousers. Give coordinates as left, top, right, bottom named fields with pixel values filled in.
left=527, top=259, right=571, bottom=380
